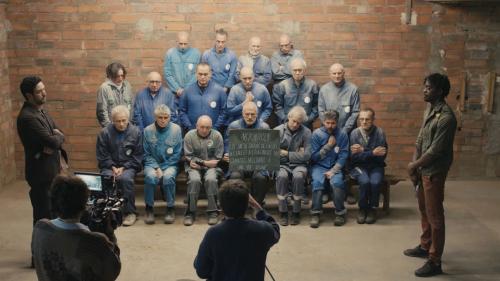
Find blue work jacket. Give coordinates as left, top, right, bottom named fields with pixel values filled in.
left=179, top=81, right=227, bottom=130
left=226, top=82, right=272, bottom=125
left=143, top=122, right=183, bottom=170
left=163, top=47, right=200, bottom=92
left=310, top=126, right=349, bottom=170
left=272, top=77, right=319, bottom=127
left=202, top=47, right=238, bottom=88
left=132, top=86, right=177, bottom=131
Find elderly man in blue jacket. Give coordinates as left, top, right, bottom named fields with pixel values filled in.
left=164, top=32, right=200, bottom=101
left=132, top=71, right=177, bottom=131
left=310, top=110, right=349, bottom=228
left=272, top=57, right=319, bottom=128
left=179, top=63, right=227, bottom=132
left=142, top=104, right=183, bottom=225
left=201, top=28, right=238, bottom=92
left=226, top=67, right=272, bottom=125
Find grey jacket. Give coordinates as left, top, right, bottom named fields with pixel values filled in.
left=272, top=77, right=319, bottom=127
left=270, top=49, right=303, bottom=82
left=274, top=124, right=311, bottom=170
left=318, top=80, right=360, bottom=134
left=184, top=129, right=224, bottom=169
left=96, top=79, right=134, bottom=127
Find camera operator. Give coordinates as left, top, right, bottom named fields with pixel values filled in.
left=194, top=179, right=280, bottom=281
left=32, top=175, right=121, bottom=281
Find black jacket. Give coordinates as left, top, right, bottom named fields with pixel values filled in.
left=17, top=102, right=65, bottom=184
left=194, top=210, right=280, bottom=281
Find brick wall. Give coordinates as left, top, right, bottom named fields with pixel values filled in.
left=0, top=0, right=16, bottom=187
left=428, top=3, right=500, bottom=177
left=4, top=0, right=500, bottom=179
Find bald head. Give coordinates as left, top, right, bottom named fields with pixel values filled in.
left=329, top=63, right=345, bottom=85
left=177, top=32, right=190, bottom=51
left=197, top=115, right=212, bottom=126
left=147, top=71, right=162, bottom=92
left=279, top=34, right=290, bottom=44
left=240, top=67, right=254, bottom=78
left=329, top=63, right=344, bottom=73
left=248, top=36, right=262, bottom=56
left=240, top=66, right=254, bottom=90
left=279, top=34, right=292, bottom=54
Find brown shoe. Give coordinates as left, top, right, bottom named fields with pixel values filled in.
left=415, top=260, right=442, bottom=277
left=404, top=245, right=429, bottom=258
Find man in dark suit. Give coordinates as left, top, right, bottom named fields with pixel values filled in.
left=17, top=76, right=65, bottom=225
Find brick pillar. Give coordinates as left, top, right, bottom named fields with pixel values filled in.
left=0, top=0, right=17, bottom=187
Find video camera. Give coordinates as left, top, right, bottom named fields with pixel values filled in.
left=75, top=172, right=124, bottom=241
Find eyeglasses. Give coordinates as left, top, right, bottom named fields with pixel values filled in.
left=149, top=80, right=161, bottom=84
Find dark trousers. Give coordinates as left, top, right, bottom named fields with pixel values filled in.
left=356, top=166, right=384, bottom=210
left=229, top=170, right=268, bottom=205
left=418, top=173, right=446, bottom=263
left=28, top=181, right=53, bottom=225
left=101, top=168, right=137, bottom=215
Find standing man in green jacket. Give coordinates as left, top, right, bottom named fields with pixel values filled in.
left=405, top=73, right=457, bottom=277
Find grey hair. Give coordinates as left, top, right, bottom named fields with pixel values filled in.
left=290, top=57, right=307, bottom=69
left=154, top=104, right=171, bottom=117
left=111, top=105, right=130, bottom=120
left=288, top=106, right=308, bottom=123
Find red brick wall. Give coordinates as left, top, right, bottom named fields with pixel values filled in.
left=4, top=0, right=500, bottom=179
left=0, top=1, right=16, bottom=187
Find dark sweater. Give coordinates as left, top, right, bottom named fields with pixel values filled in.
left=32, top=219, right=121, bottom=281
left=194, top=210, right=280, bottom=281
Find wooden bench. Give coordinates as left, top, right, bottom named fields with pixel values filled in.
left=135, top=170, right=404, bottom=213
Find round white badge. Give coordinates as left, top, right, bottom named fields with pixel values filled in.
left=225, top=64, right=230, bottom=71
left=207, top=140, right=214, bottom=147
left=210, top=101, right=217, bottom=108
left=334, top=146, right=340, bottom=153
left=257, top=101, right=262, bottom=108
left=188, top=63, right=193, bottom=70
left=344, top=106, right=351, bottom=113
left=167, top=147, right=173, bottom=154
left=126, top=149, right=132, bottom=156
left=304, top=96, right=311, bottom=104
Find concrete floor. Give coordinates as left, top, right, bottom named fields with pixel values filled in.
left=1, top=180, right=499, bottom=281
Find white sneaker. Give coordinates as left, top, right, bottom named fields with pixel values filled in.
left=123, top=213, right=137, bottom=226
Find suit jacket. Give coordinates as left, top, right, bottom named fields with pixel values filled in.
left=17, top=102, right=65, bottom=184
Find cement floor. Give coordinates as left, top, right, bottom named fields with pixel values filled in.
left=1, top=180, right=499, bottom=281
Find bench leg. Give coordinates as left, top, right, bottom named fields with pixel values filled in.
left=382, top=182, right=390, bottom=214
